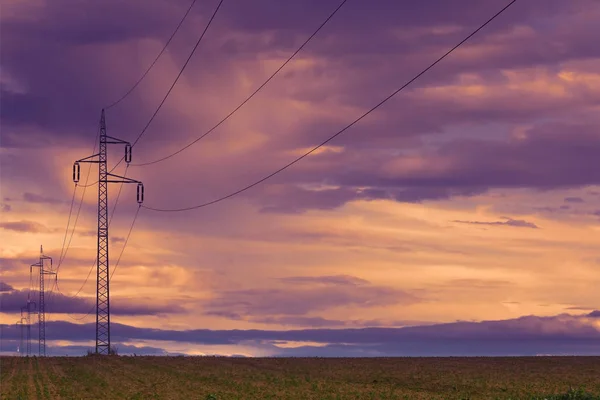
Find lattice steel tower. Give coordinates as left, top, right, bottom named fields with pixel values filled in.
left=22, top=295, right=35, bottom=356
left=73, top=109, right=144, bottom=355
left=30, top=245, right=55, bottom=356
left=16, top=316, right=26, bottom=356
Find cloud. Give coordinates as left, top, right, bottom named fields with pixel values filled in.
left=0, top=257, right=30, bottom=272
left=244, top=121, right=600, bottom=211
left=588, top=311, right=600, bottom=318
left=0, top=286, right=186, bottom=316
left=203, top=275, right=421, bottom=321
left=1, top=311, right=600, bottom=356
left=22, top=192, right=64, bottom=204
left=280, top=275, right=370, bottom=286
left=443, top=279, right=513, bottom=289
left=0, top=282, right=14, bottom=292
left=564, top=197, right=585, bottom=203
left=0, top=220, right=54, bottom=233
left=2, top=0, right=600, bottom=352
left=452, top=217, right=539, bottom=229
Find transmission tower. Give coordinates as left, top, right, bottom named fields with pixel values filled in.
left=16, top=316, right=26, bottom=356
left=30, top=245, right=55, bottom=357
left=21, top=298, right=36, bottom=357
left=73, top=109, right=144, bottom=355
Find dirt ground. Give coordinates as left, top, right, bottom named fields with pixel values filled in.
left=1, top=356, right=599, bottom=399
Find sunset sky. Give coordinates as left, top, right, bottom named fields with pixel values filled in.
left=1, top=0, right=600, bottom=356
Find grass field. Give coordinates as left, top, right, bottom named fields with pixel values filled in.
left=1, top=356, right=599, bottom=399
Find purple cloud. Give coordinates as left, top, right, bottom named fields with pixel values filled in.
left=588, top=311, right=600, bottom=318
left=22, top=192, right=64, bottom=204
left=453, top=217, right=539, bottom=229
left=0, top=286, right=186, bottom=316
left=564, top=197, right=585, bottom=203
left=280, top=275, right=370, bottom=286
left=0, top=220, right=54, bottom=233
left=0, top=282, right=14, bottom=292
left=2, top=311, right=600, bottom=356
left=203, top=275, right=421, bottom=320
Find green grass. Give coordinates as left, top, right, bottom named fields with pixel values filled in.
left=1, top=356, right=599, bottom=399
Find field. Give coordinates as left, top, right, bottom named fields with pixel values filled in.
left=1, top=356, right=600, bottom=399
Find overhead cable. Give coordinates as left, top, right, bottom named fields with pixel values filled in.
left=142, top=0, right=518, bottom=212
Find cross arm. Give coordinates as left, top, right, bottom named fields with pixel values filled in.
left=76, top=153, right=101, bottom=163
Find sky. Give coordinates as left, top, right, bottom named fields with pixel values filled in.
left=1, top=0, right=600, bottom=357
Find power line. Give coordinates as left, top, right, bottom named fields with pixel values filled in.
left=132, top=0, right=224, bottom=148
left=56, top=165, right=129, bottom=302
left=142, top=0, right=518, bottom=213
left=132, top=0, right=349, bottom=167
left=104, top=0, right=199, bottom=110
left=55, top=127, right=100, bottom=274
left=56, top=185, right=78, bottom=265
left=108, top=0, right=225, bottom=174
left=63, top=203, right=141, bottom=322
left=109, top=205, right=142, bottom=282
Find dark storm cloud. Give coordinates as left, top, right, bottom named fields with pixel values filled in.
left=0, top=287, right=185, bottom=316
left=1, top=311, right=599, bottom=356
left=452, top=217, right=539, bottom=229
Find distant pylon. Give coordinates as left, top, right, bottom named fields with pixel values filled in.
left=16, top=317, right=26, bottom=356
left=22, top=281, right=36, bottom=356
left=73, top=109, right=144, bottom=355
left=30, top=245, right=55, bottom=357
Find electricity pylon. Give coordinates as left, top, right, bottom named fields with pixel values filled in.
left=16, top=317, right=26, bottom=356
left=73, top=109, right=144, bottom=355
left=30, top=245, right=55, bottom=357
left=21, top=300, right=35, bottom=356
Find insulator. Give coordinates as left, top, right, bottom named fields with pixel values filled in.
left=137, top=183, right=144, bottom=204
left=125, top=144, right=132, bottom=163
left=73, top=162, right=80, bottom=183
